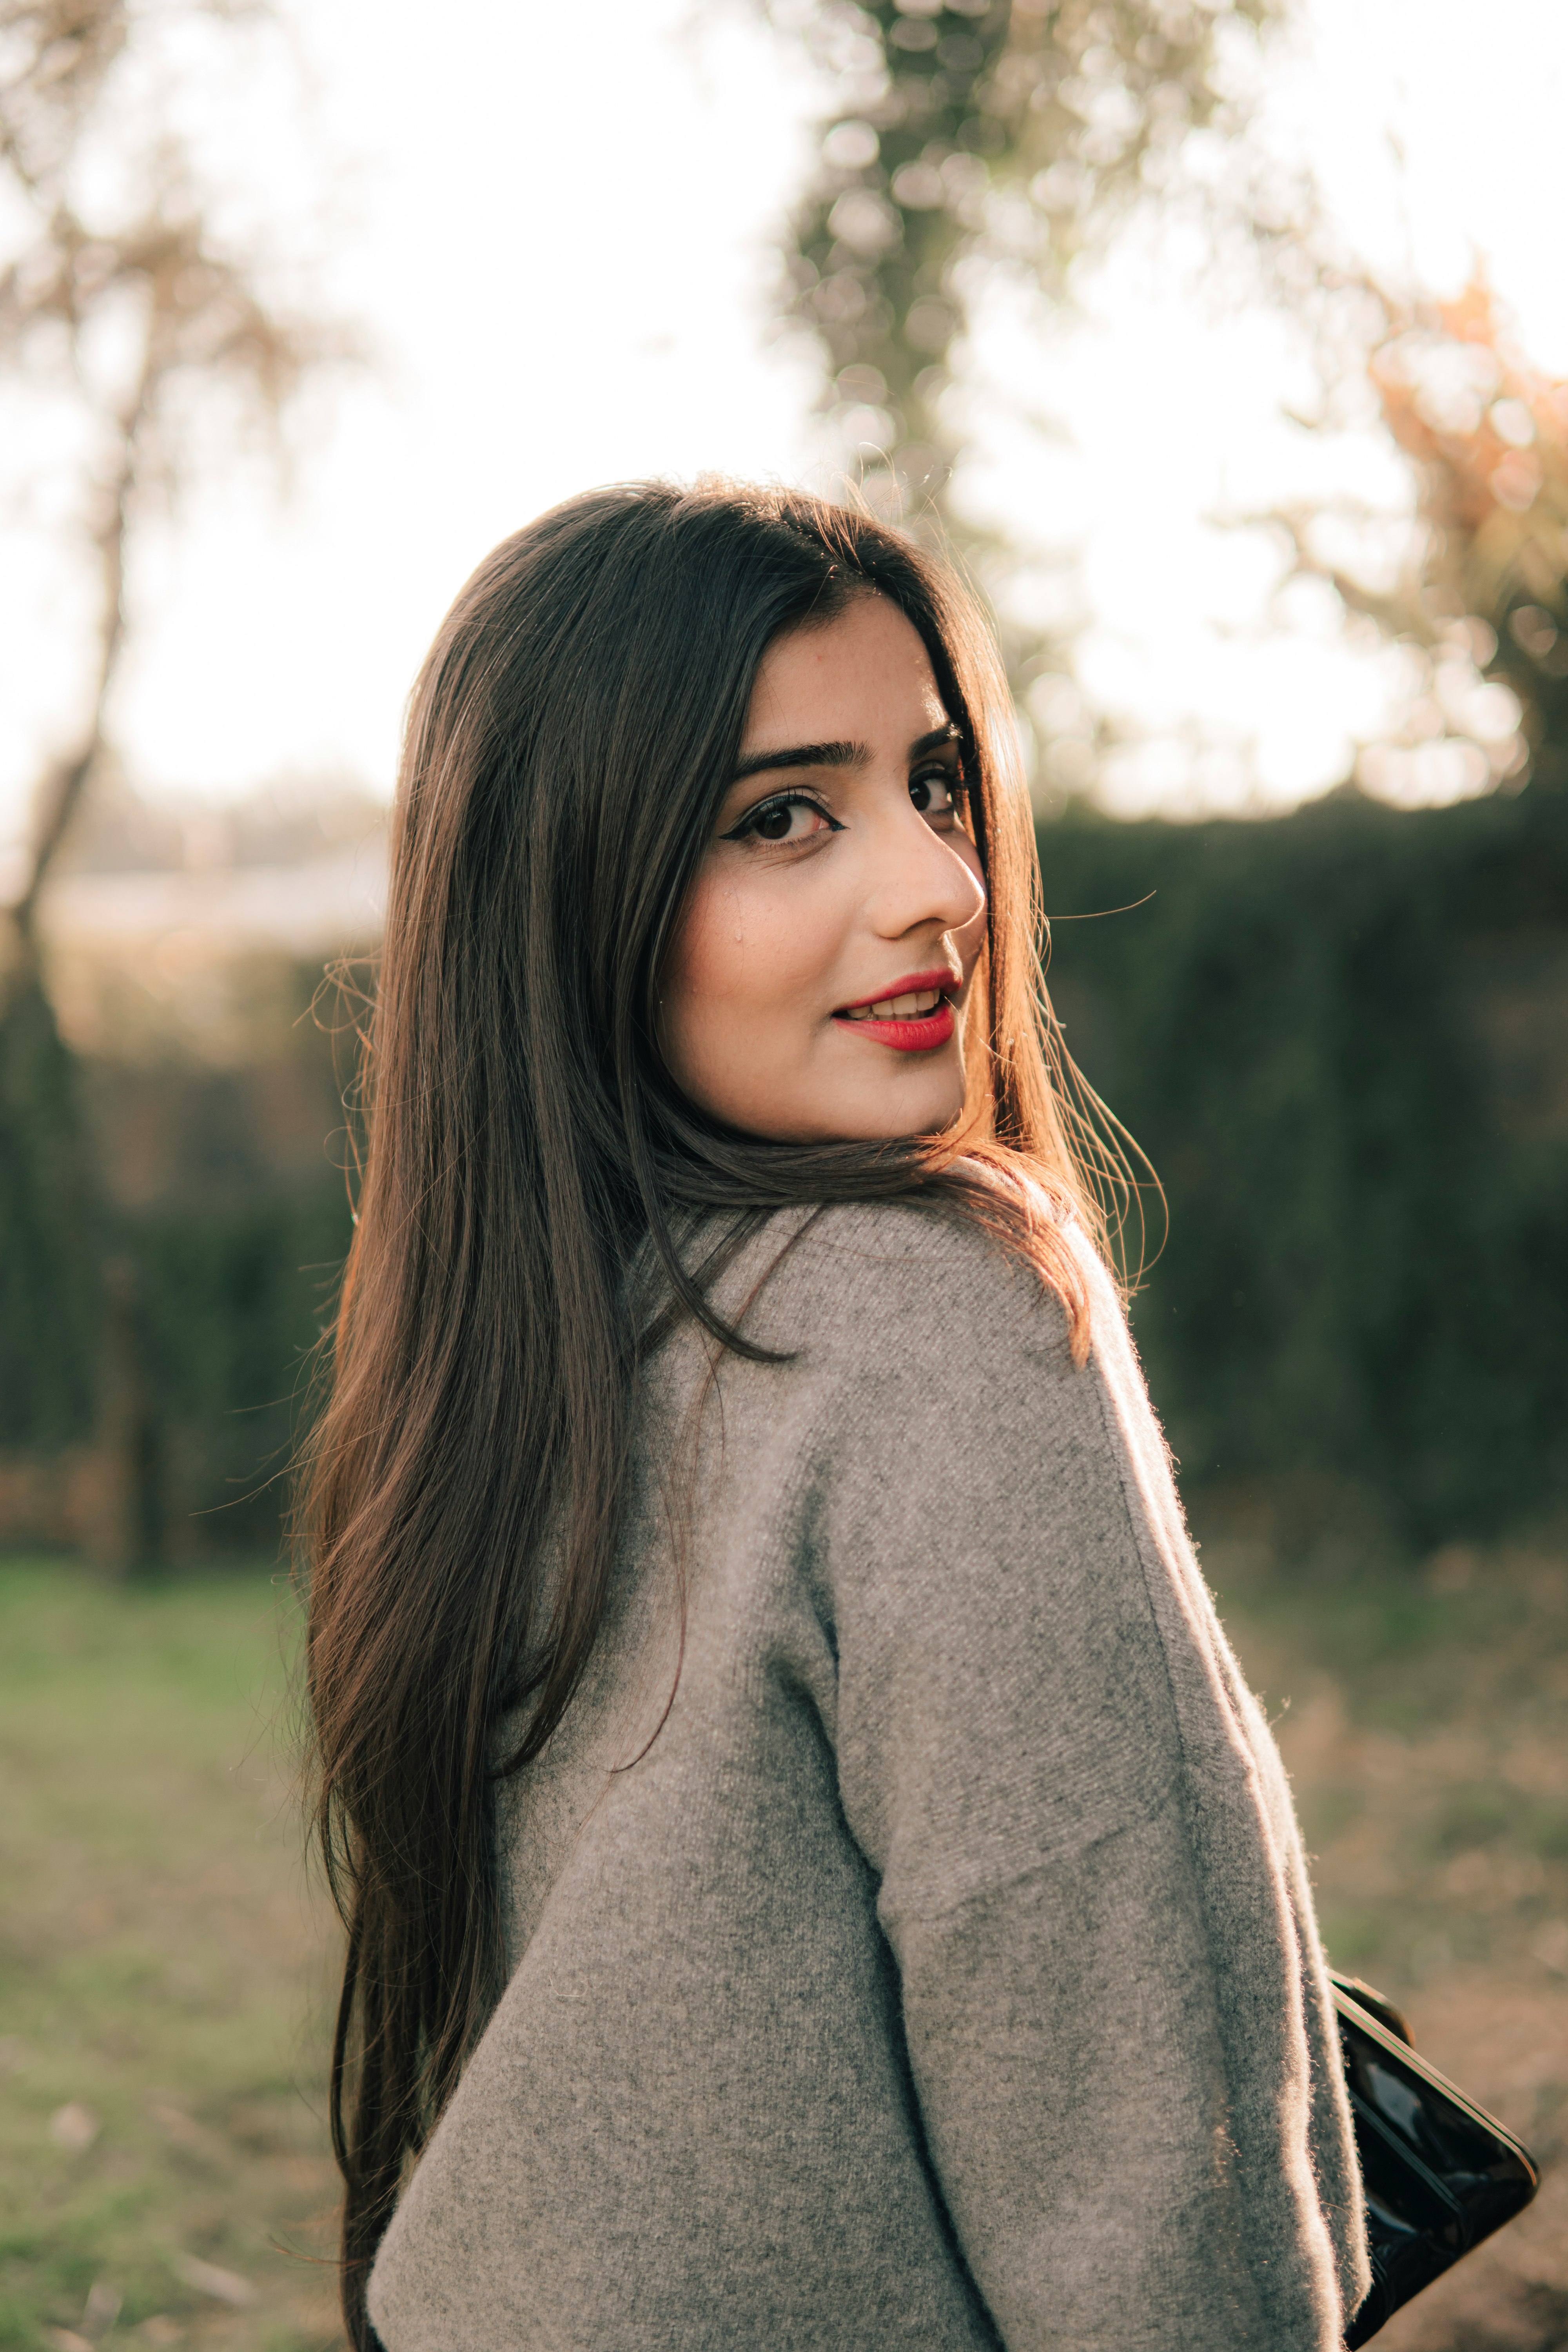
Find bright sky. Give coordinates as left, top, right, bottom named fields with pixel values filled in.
left=3, top=0, right=1567, bottom=866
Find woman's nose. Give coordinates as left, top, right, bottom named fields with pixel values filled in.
left=863, top=802, right=987, bottom=942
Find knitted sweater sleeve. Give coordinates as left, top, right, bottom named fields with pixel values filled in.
left=803, top=1213, right=1368, bottom=2352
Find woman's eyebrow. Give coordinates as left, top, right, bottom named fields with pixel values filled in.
left=729, top=739, right=865, bottom=784
left=913, top=722, right=961, bottom=756
left=728, top=722, right=960, bottom=786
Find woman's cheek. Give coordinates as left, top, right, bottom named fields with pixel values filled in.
left=704, top=869, right=830, bottom=1016
left=660, top=870, right=786, bottom=1092
left=666, top=867, right=757, bottom=1021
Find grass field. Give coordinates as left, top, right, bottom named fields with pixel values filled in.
left=2, top=1538, right=1566, bottom=2352
left=0, top=1564, right=339, bottom=2352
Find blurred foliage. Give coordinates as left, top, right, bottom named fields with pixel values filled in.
left=120, top=1185, right=349, bottom=1555
left=0, top=937, right=353, bottom=1553
left=1042, top=769, right=1568, bottom=1542
left=1281, top=279, right=1568, bottom=808
left=767, top=0, right=1279, bottom=513
left=1375, top=284, right=1568, bottom=643
left=79, top=956, right=353, bottom=1557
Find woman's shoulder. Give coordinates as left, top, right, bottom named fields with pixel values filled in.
left=717, top=1184, right=1107, bottom=1390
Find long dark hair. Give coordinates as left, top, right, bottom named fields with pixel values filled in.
left=299, top=479, right=1125, bottom=2345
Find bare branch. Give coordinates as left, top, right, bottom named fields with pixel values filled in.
left=0, top=0, right=358, bottom=929
left=0, top=0, right=129, bottom=200
left=10, top=344, right=142, bottom=941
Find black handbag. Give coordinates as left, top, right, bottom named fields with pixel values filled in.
left=1330, top=1973, right=1539, bottom=2345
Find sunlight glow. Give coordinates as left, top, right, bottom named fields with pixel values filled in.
left=1, top=0, right=1565, bottom=862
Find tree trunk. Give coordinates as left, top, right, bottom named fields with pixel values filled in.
left=0, top=936, right=103, bottom=1454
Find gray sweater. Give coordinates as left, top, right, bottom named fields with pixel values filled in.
left=368, top=1201, right=1368, bottom=2350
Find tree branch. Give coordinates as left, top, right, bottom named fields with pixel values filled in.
left=10, top=363, right=145, bottom=940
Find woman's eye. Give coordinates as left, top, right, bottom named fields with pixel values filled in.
left=909, top=767, right=964, bottom=820
left=736, top=795, right=835, bottom=845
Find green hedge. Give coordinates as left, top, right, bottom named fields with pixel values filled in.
left=127, top=1185, right=350, bottom=1551
left=4, top=778, right=1565, bottom=1554
left=0, top=976, right=103, bottom=1445
left=1038, top=776, right=1568, bottom=1540
left=0, top=960, right=352, bottom=1556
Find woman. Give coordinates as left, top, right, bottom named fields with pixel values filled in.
left=303, top=480, right=1369, bottom=2351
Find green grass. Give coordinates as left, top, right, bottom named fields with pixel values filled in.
left=1205, top=1525, right=1568, bottom=1991
left=1204, top=1528, right=1549, bottom=1705
left=0, top=1561, right=339, bottom=2352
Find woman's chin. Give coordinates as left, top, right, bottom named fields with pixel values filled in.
left=693, top=1040, right=969, bottom=1145
left=803, top=1067, right=968, bottom=1144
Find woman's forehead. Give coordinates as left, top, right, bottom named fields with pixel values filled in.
left=743, top=595, right=947, bottom=748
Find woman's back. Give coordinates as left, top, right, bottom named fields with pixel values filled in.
left=367, top=1201, right=1366, bottom=2351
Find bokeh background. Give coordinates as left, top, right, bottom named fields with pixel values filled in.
left=2, top=1, right=1566, bottom=2345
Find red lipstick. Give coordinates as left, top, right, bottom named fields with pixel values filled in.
left=835, top=967, right=959, bottom=1013
left=831, top=967, right=961, bottom=1054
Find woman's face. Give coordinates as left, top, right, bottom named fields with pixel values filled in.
left=661, top=592, right=988, bottom=1143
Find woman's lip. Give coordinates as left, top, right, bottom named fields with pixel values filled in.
left=831, top=1000, right=956, bottom=1054
left=834, top=967, right=961, bottom=1014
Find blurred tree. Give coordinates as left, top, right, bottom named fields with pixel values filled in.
left=764, top=0, right=1282, bottom=532
left=1281, top=279, right=1566, bottom=801
left=1376, top=285, right=1568, bottom=649
left=0, top=0, right=348, bottom=954
left=0, top=0, right=350, bottom=1563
